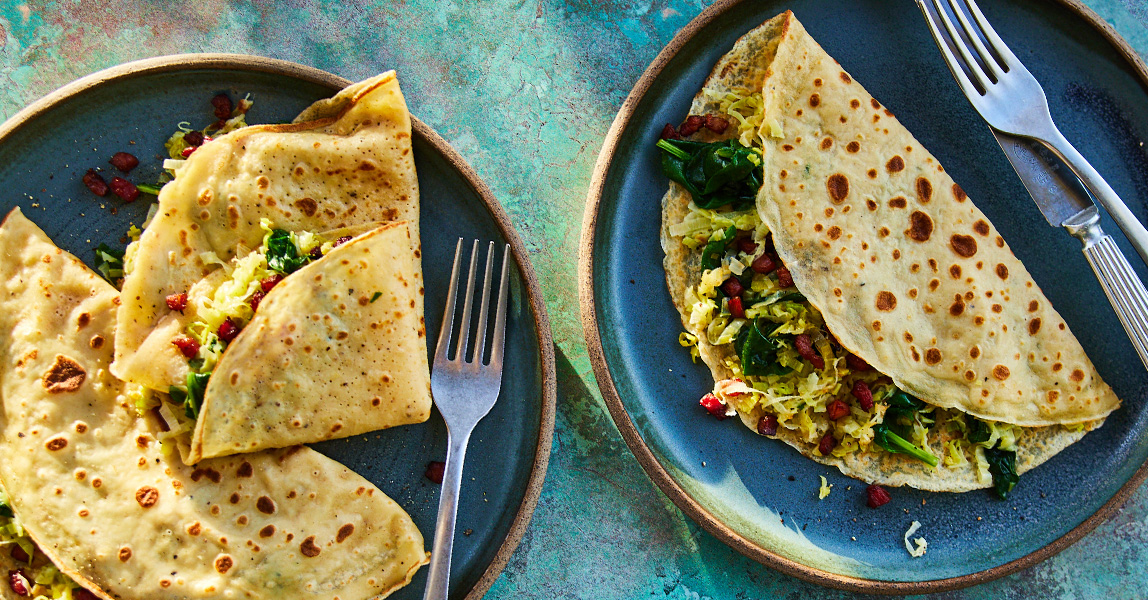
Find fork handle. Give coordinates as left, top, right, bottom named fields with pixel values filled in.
left=422, top=429, right=471, bottom=600
left=1041, top=126, right=1148, bottom=268
left=1065, top=211, right=1148, bottom=371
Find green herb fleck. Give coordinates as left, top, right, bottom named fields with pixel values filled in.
left=370, top=291, right=382, bottom=303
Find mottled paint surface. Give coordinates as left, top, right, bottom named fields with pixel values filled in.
left=2, top=1, right=1147, bottom=598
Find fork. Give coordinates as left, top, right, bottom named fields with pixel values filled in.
left=917, top=0, right=1148, bottom=370
left=915, top=0, right=1148, bottom=267
left=423, top=239, right=510, bottom=600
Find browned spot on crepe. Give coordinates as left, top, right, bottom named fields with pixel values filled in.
left=42, top=355, right=85, bottom=393
left=951, top=234, right=978, bottom=257
left=826, top=174, right=849, bottom=203
left=907, top=211, right=933, bottom=242
left=916, top=177, right=933, bottom=203
left=136, top=487, right=159, bottom=508
left=876, top=291, right=897, bottom=311
left=300, top=536, right=321, bottom=557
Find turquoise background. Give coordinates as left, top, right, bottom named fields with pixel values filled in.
left=3, top=1, right=1147, bottom=598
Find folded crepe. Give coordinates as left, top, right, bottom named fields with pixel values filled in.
left=114, top=71, right=424, bottom=392
left=0, top=209, right=428, bottom=599
left=661, top=11, right=1118, bottom=492
left=186, top=221, right=431, bottom=463
left=110, top=72, right=431, bottom=461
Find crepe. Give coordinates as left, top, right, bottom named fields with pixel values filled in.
left=754, top=14, right=1116, bottom=426
left=113, top=71, right=424, bottom=393
left=187, top=221, right=431, bottom=463
left=0, top=209, right=429, bottom=599
left=661, top=11, right=1117, bottom=491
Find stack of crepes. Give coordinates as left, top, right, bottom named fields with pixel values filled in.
left=0, top=72, right=433, bottom=599
left=661, top=12, right=1121, bottom=493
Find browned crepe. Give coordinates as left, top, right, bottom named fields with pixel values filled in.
left=661, top=11, right=1111, bottom=491
left=0, top=209, right=428, bottom=599
left=187, top=221, right=431, bottom=463
left=754, top=12, right=1117, bottom=426
left=113, top=72, right=423, bottom=393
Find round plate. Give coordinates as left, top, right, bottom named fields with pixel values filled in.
left=580, top=0, right=1148, bottom=594
left=0, top=54, right=555, bottom=600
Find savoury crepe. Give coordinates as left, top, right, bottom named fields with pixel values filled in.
left=187, top=221, right=431, bottom=463
left=755, top=14, right=1116, bottom=426
left=0, top=209, right=428, bottom=599
left=114, top=71, right=424, bottom=392
left=660, top=11, right=1114, bottom=492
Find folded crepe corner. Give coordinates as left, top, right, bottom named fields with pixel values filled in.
left=291, top=70, right=409, bottom=127
left=187, top=220, right=431, bottom=464
left=0, top=209, right=427, bottom=599
left=113, top=70, right=422, bottom=392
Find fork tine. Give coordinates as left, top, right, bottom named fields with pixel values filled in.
left=455, top=240, right=481, bottom=362
left=945, top=0, right=1004, bottom=81
left=916, top=0, right=983, bottom=100
left=963, top=0, right=1022, bottom=70
left=434, top=238, right=464, bottom=363
left=469, top=242, right=496, bottom=364
left=929, top=0, right=990, bottom=92
left=488, top=244, right=511, bottom=367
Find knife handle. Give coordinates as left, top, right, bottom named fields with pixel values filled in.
left=1068, top=213, right=1148, bottom=371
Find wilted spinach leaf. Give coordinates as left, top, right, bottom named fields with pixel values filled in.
left=184, top=371, right=211, bottom=420
left=266, top=229, right=309, bottom=274
left=985, top=447, right=1019, bottom=499
left=735, top=319, right=783, bottom=376
left=656, top=139, right=763, bottom=210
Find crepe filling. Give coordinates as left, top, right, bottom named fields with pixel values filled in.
left=663, top=87, right=1077, bottom=498
left=0, top=484, right=83, bottom=599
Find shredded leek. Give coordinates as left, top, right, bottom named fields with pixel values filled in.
left=903, top=521, right=928, bottom=557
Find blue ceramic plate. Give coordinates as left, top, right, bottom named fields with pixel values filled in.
left=581, top=0, right=1148, bottom=593
left=0, top=55, right=555, bottom=600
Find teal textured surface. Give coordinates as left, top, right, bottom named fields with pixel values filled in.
left=2, top=1, right=1147, bottom=598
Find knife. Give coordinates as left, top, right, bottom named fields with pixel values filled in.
left=993, top=130, right=1148, bottom=370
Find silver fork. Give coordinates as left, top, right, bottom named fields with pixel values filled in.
left=916, top=0, right=1148, bottom=267
left=918, top=0, right=1148, bottom=370
left=423, top=239, right=510, bottom=600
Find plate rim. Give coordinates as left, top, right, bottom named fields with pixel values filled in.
left=578, top=0, right=1148, bottom=594
left=0, top=52, right=557, bottom=600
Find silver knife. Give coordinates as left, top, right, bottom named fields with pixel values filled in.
left=994, top=130, right=1148, bottom=370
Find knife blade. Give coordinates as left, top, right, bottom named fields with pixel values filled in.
left=991, top=129, right=1094, bottom=227
left=992, top=127, right=1148, bottom=371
